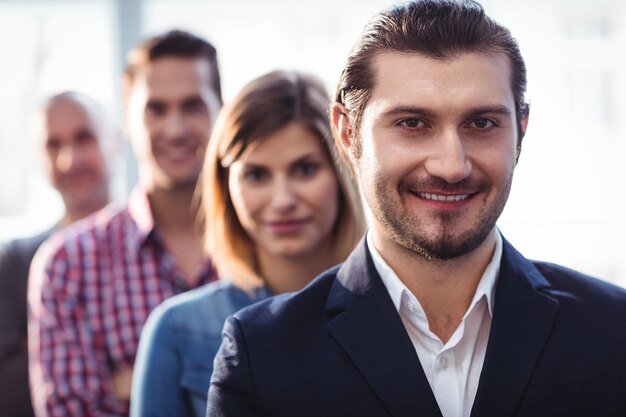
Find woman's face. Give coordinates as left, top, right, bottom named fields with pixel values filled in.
left=228, top=121, right=340, bottom=260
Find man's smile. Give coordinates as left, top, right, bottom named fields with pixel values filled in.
left=414, top=192, right=470, bottom=202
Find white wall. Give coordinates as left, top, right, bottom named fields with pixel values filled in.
left=1, top=0, right=625, bottom=287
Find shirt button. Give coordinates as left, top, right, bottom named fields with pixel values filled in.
left=437, top=355, right=449, bottom=369
left=408, top=302, right=417, bottom=312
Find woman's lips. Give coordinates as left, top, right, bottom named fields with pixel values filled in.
left=265, top=219, right=310, bottom=234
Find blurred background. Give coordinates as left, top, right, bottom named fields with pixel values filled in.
left=0, top=0, right=625, bottom=285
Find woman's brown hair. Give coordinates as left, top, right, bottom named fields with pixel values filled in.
left=200, top=70, right=365, bottom=289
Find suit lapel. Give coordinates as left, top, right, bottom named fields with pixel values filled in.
left=471, top=239, right=559, bottom=417
left=326, top=240, right=443, bottom=417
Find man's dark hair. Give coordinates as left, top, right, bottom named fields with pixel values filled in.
left=124, top=29, right=222, bottom=104
left=336, top=0, right=529, bottom=146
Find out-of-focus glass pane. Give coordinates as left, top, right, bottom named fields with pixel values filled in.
left=483, top=0, right=626, bottom=285
left=1, top=0, right=625, bottom=288
left=0, top=0, right=118, bottom=240
left=146, top=0, right=626, bottom=285
left=144, top=0, right=397, bottom=101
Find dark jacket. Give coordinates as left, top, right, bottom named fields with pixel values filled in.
left=0, top=228, right=55, bottom=417
left=208, top=237, right=626, bottom=417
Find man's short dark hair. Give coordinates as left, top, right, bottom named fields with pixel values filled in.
left=336, top=0, right=529, bottom=146
left=124, top=29, right=222, bottom=104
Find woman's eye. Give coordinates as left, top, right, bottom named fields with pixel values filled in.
left=243, top=167, right=268, bottom=183
left=396, top=118, right=426, bottom=129
left=294, top=162, right=319, bottom=178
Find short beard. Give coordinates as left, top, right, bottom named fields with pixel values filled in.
left=371, top=172, right=512, bottom=261
left=379, top=207, right=495, bottom=261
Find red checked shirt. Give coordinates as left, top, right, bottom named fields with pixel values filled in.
left=28, top=190, right=217, bottom=417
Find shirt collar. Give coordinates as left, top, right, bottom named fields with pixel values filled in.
left=127, top=187, right=156, bottom=245
left=367, top=229, right=502, bottom=318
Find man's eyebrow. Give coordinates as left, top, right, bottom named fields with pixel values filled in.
left=380, top=106, right=437, bottom=118
left=146, top=98, right=166, bottom=107
left=465, top=105, right=513, bottom=118
left=380, top=105, right=513, bottom=119
left=181, top=94, right=206, bottom=105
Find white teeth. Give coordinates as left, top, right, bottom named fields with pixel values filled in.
left=418, top=192, right=469, bottom=202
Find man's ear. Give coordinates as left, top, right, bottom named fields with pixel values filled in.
left=331, top=103, right=353, bottom=156
left=516, top=113, right=530, bottom=164
left=520, top=113, right=529, bottom=137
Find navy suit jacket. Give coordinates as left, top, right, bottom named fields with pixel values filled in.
left=208, top=238, right=626, bottom=416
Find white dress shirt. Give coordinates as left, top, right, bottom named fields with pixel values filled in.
left=367, top=231, right=502, bottom=417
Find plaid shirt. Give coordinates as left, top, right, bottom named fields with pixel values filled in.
left=28, top=190, right=217, bottom=417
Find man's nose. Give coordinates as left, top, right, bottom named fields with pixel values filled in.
left=163, top=111, right=188, bottom=139
left=424, top=129, right=471, bottom=184
left=56, top=145, right=81, bottom=172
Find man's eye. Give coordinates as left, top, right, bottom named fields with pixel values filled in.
left=145, top=104, right=166, bottom=117
left=396, top=118, right=425, bottom=129
left=471, top=118, right=496, bottom=129
left=46, top=138, right=61, bottom=151
left=243, top=168, right=268, bottom=183
left=182, top=100, right=207, bottom=114
left=75, top=130, right=96, bottom=145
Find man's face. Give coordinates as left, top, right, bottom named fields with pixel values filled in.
left=42, top=98, right=109, bottom=214
left=340, top=51, right=524, bottom=260
left=126, top=57, right=221, bottom=191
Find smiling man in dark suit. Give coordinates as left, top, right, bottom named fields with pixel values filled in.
left=207, top=1, right=626, bottom=416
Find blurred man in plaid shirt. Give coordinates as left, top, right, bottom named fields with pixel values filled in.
left=28, top=30, right=222, bottom=417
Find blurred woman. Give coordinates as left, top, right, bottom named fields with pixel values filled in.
left=130, top=70, right=365, bottom=417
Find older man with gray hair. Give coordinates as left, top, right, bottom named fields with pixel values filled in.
left=0, top=91, right=112, bottom=417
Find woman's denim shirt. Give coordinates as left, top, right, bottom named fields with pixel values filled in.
left=131, top=281, right=272, bottom=417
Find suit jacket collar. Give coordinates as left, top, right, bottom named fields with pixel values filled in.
left=470, top=238, right=559, bottom=417
left=325, top=237, right=559, bottom=417
left=326, top=238, right=443, bottom=417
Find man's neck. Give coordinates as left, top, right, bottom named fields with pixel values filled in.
left=61, top=196, right=110, bottom=228
left=373, top=228, right=498, bottom=343
left=146, top=185, right=206, bottom=285
left=147, top=186, right=198, bottom=233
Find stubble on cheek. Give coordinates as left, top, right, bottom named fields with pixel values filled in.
left=371, top=172, right=439, bottom=260
left=368, top=168, right=513, bottom=261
